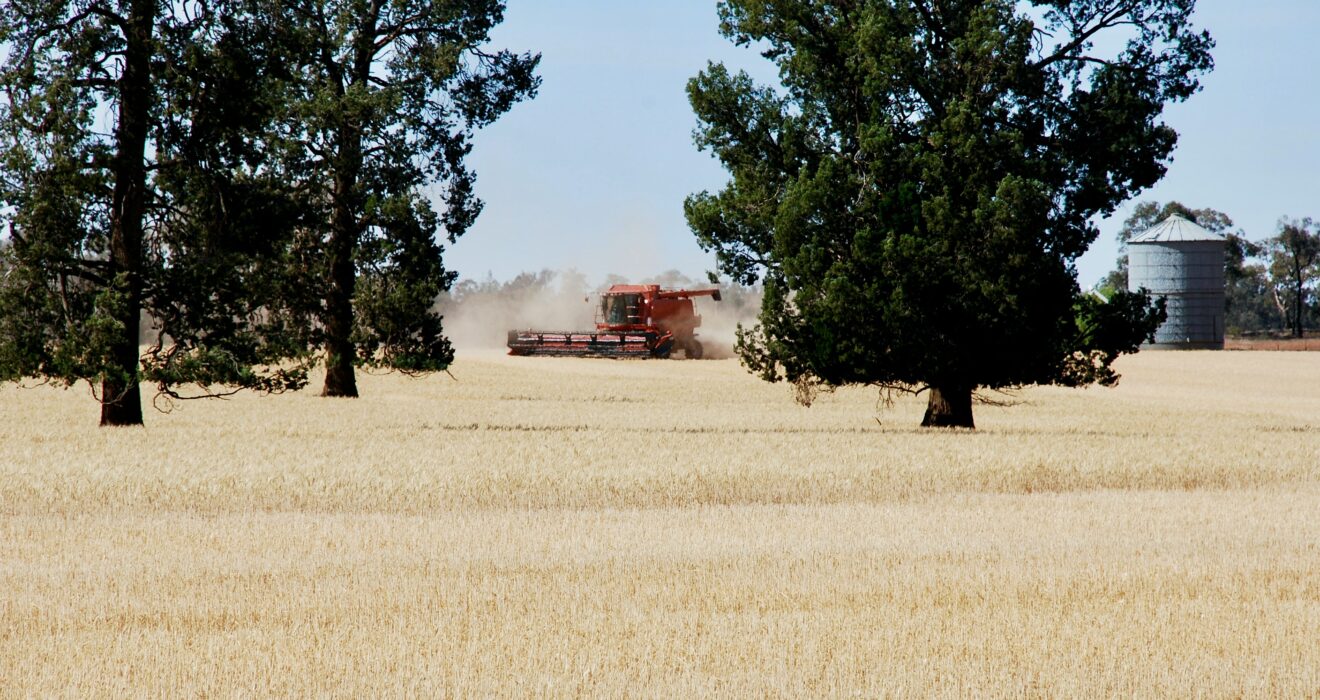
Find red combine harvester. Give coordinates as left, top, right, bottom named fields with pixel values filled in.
left=507, top=284, right=722, bottom=359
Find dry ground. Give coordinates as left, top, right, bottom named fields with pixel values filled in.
left=1, top=351, right=1318, bottom=697
left=1226, top=336, right=1320, bottom=351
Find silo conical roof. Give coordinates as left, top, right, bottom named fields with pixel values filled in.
left=1129, top=214, right=1225, bottom=243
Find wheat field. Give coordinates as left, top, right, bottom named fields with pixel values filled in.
left=1, top=350, right=1318, bottom=696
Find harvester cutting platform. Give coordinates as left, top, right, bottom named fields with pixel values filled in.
left=507, top=284, right=721, bottom=359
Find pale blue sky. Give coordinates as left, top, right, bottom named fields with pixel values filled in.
left=451, top=1, right=1320, bottom=289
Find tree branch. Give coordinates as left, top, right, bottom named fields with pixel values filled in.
left=69, top=77, right=118, bottom=89
left=1031, top=1, right=1142, bottom=70
left=372, top=11, right=429, bottom=53
left=85, top=2, right=129, bottom=30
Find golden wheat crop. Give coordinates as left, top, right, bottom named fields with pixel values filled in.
left=1, top=350, right=1318, bottom=697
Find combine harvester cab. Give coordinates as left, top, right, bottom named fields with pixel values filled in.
left=507, top=284, right=722, bottom=359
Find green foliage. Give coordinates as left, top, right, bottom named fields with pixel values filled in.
left=270, top=0, right=540, bottom=390
left=1222, top=232, right=1276, bottom=335
left=1063, top=291, right=1166, bottom=387
left=0, top=0, right=538, bottom=411
left=688, top=1, right=1212, bottom=420
left=1268, top=217, right=1320, bottom=338
left=0, top=1, right=312, bottom=418
left=0, top=262, right=133, bottom=389
left=350, top=195, right=458, bottom=373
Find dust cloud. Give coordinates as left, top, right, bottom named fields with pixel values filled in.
left=686, top=284, right=761, bottom=360
left=436, top=269, right=762, bottom=357
left=437, top=270, right=596, bottom=352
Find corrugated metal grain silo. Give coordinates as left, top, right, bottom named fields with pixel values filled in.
left=1127, top=214, right=1226, bottom=349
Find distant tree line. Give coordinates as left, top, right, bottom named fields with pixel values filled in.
left=436, top=269, right=762, bottom=349
left=1097, top=202, right=1320, bottom=338
left=444, top=269, right=758, bottom=306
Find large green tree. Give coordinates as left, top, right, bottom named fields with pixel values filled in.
left=1223, top=232, right=1272, bottom=334
left=0, top=0, right=309, bottom=426
left=1268, top=217, right=1320, bottom=338
left=686, top=0, right=1211, bottom=427
left=276, top=0, right=539, bottom=397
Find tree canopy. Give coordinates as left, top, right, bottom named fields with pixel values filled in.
left=686, top=0, right=1212, bottom=427
left=272, top=0, right=540, bottom=397
left=0, top=0, right=310, bottom=425
left=1269, top=217, right=1320, bottom=338
left=0, top=0, right=539, bottom=424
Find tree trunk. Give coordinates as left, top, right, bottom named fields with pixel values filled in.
left=1294, top=279, right=1305, bottom=338
left=319, top=106, right=361, bottom=396
left=921, top=385, right=974, bottom=429
left=1270, top=288, right=1288, bottom=333
left=319, top=9, right=381, bottom=398
left=100, top=0, right=155, bottom=427
left=320, top=210, right=358, bottom=397
left=99, top=344, right=143, bottom=426
left=321, top=143, right=358, bottom=398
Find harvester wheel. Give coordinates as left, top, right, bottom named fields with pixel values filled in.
left=685, top=339, right=704, bottom=360
left=651, top=336, right=674, bottom=359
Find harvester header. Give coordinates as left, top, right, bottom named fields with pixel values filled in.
left=507, top=284, right=722, bottom=359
